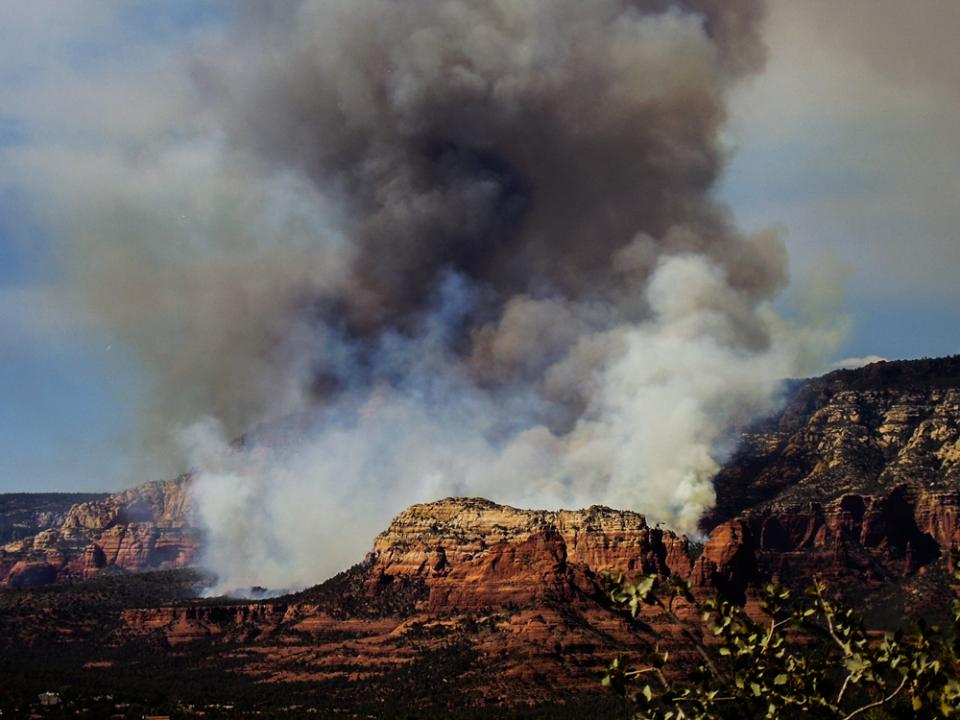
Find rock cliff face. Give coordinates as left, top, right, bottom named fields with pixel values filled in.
left=112, top=483, right=960, bottom=708
left=0, top=493, right=107, bottom=544
left=0, top=477, right=199, bottom=588
left=691, top=487, right=960, bottom=614
left=112, top=359, right=960, bottom=704
left=6, top=356, right=959, bottom=600
left=708, top=356, right=960, bottom=526
left=369, top=498, right=693, bottom=611
left=124, top=498, right=695, bottom=637
left=696, top=356, right=960, bottom=612
left=117, top=498, right=700, bottom=708
left=120, top=481, right=959, bottom=643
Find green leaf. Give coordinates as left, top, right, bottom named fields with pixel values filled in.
left=844, top=656, right=866, bottom=673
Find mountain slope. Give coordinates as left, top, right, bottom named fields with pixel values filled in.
left=0, top=476, right=199, bottom=588
left=9, top=500, right=691, bottom=714
left=0, top=492, right=108, bottom=544
left=2, top=356, right=960, bottom=715
left=708, top=355, right=960, bottom=525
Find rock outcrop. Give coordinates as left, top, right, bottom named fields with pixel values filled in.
left=0, top=492, right=952, bottom=713
left=0, top=493, right=107, bottom=544
left=6, top=356, right=959, bottom=601
left=0, top=477, right=198, bottom=587
left=116, top=497, right=700, bottom=708
left=689, top=487, right=960, bottom=606
left=123, top=498, right=696, bottom=637
left=369, top=498, right=693, bottom=611
left=708, top=356, right=960, bottom=527
left=692, top=356, right=960, bottom=610
left=111, top=481, right=960, bottom=709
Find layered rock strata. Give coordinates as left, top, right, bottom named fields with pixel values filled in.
left=709, top=357, right=960, bottom=527
left=0, top=477, right=199, bottom=588
left=0, top=493, right=107, bottom=544
left=368, top=498, right=693, bottom=611
left=116, top=489, right=960, bottom=706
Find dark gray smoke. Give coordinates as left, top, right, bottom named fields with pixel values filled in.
left=204, top=0, right=773, bottom=339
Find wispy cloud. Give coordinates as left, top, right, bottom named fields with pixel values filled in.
left=726, top=0, right=960, bottom=310
left=0, top=285, right=104, bottom=349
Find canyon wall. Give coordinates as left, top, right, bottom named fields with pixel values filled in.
left=0, top=477, right=199, bottom=588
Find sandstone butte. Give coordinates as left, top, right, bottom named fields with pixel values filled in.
left=119, top=497, right=710, bottom=703
left=114, top=487, right=960, bottom=706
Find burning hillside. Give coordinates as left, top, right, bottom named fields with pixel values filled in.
left=20, top=0, right=845, bottom=593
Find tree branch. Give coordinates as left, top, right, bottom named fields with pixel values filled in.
left=841, top=673, right=909, bottom=720
left=836, top=672, right=854, bottom=705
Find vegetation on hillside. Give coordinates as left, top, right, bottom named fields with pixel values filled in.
left=602, top=562, right=960, bottom=719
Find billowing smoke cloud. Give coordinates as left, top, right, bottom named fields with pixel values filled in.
left=13, top=0, right=845, bottom=591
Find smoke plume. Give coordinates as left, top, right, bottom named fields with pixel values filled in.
left=19, top=0, right=844, bottom=591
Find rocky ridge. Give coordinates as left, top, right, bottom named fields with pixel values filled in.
left=708, top=356, right=960, bottom=525
left=119, top=499, right=698, bottom=707
left=0, top=492, right=107, bottom=544
left=111, top=358, right=960, bottom=707
left=369, top=498, right=694, bottom=611
left=3, top=356, right=960, bottom=712
left=124, top=498, right=692, bottom=635
left=112, top=484, right=960, bottom=708
left=0, top=476, right=199, bottom=588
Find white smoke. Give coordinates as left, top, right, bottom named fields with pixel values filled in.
left=183, top=256, right=839, bottom=593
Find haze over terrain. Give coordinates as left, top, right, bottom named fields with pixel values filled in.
left=0, top=1, right=957, bottom=592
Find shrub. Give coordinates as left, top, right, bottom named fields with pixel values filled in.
left=601, top=566, right=960, bottom=719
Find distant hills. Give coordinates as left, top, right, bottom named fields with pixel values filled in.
left=0, top=477, right=197, bottom=588
left=0, top=492, right=107, bottom=544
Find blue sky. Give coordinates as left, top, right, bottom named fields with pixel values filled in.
left=0, top=0, right=957, bottom=493
left=0, top=1, right=225, bottom=491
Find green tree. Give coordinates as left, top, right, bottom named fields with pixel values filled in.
left=601, top=566, right=960, bottom=719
